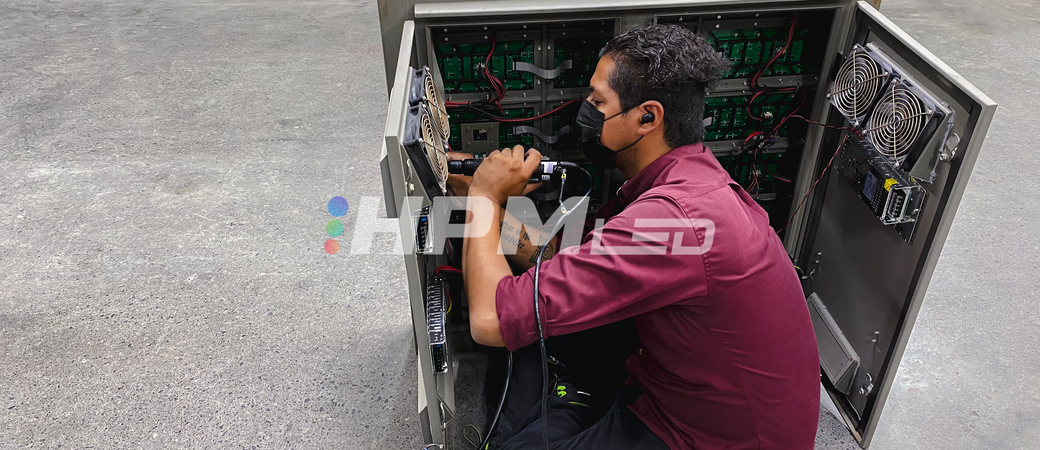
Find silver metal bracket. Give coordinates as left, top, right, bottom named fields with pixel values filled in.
left=803, top=252, right=823, bottom=281
left=858, top=372, right=875, bottom=396
left=513, top=60, right=573, bottom=79
left=514, top=125, right=572, bottom=144
left=940, top=132, right=961, bottom=162
left=460, top=122, right=500, bottom=152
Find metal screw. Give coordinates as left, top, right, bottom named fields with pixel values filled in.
left=754, top=22, right=758, bottom=26
left=717, top=15, right=722, bottom=19
left=443, top=28, right=448, bottom=32
left=484, top=35, right=488, bottom=40
left=547, top=45, right=552, bottom=50
left=483, top=26, right=487, bottom=31
left=716, top=24, right=720, bottom=29
left=444, top=37, right=448, bottom=42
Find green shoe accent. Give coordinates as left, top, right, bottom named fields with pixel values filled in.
left=568, top=401, right=590, bottom=408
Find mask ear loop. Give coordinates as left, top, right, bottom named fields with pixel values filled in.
left=606, top=103, right=648, bottom=153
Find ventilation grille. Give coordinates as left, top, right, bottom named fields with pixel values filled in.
left=864, top=80, right=931, bottom=167
left=828, top=43, right=954, bottom=176
left=403, top=102, right=450, bottom=199
left=829, top=48, right=889, bottom=127
left=423, top=72, right=451, bottom=141
left=420, top=110, right=449, bottom=183
left=410, top=66, right=450, bottom=141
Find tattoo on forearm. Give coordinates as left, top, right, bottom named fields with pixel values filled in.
left=499, top=221, right=524, bottom=250
left=529, top=243, right=555, bottom=263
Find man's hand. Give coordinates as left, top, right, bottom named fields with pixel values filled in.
left=469, top=145, right=543, bottom=206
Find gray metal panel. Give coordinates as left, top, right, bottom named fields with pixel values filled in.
left=378, top=0, right=417, bottom=91
left=380, top=142, right=398, bottom=219
left=784, top=2, right=857, bottom=253
left=414, top=0, right=838, bottom=18
left=809, top=293, right=860, bottom=395
left=802, top=2, right=997, bottom=448
left=382, top=21, right=450, bottom=446
left=379, top=0, right=850, bottom=90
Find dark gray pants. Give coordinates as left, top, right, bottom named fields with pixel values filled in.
left=485, top=321, right=671, bottom=450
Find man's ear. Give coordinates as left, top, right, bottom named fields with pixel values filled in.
left=638, top=101, right=665, bottom=135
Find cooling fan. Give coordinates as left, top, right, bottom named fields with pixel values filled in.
left=828, top=44, right=890, bottom=127
left=830, top=43, right=954, bottom=177
left=410, top=67, right=451, bottom=141
left=865, top=77, right=952, bottom=172
left=403, top=103, right=450, bottom=199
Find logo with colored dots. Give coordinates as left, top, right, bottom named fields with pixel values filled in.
left=325, top=196, right=349, bottom=255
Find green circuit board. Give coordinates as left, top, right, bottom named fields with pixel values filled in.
left=551, top=36, right=610, bottom=88
left=447, top=107, right=537, bottom=150
left=707, top=23, right=817, bottom=79
left=704, top=92, right=806, bottom=142
left=435, top=39, right=536, bottom=94
left=717, top=152, right=786, bottom=194
left=548, top=100, right=583, bottom=152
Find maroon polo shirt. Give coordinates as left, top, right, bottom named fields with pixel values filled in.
left=496, top=143, right=820, bottom=449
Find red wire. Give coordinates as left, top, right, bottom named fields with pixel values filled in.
left=494, top=98, right=582, bottom=123
left=752, top=13, right=798, bottom=89
left=435, top=265, right=462, bottom=275
left=745, top=131, right=765, bottom=144
left=484, top=34, right=505, bottom=108
left=786, top=114, right=851, bottom=132
left=770, top=90, right=807, bottom=135
left=747, top=91, right=767, bottom=121
left=777, top=133, right=847, bottom=234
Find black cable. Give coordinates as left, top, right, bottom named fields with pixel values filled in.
left=532, top=164, right=592, bottom=450
left=458, top=100, right=583, bottom=123
left=479, top=351, right=513, bottom=450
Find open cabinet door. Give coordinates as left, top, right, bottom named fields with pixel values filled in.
left=799, top=2, right=996, bottom=447
left=383, top=20, right=459, bottom=447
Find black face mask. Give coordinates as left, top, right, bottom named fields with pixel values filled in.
left=576, top=100, right=643, bottom=171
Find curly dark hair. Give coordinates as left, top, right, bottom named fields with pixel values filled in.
left=600, top=24, right=730, bottom=148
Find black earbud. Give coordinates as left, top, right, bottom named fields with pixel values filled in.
left=640, top=112, right=655, bottom=124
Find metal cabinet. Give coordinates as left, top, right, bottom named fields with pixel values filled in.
left=377, top=1, right=995, bottom=447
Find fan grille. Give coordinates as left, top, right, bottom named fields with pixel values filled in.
left=830, top=52, right=885, bottom=125
left=424, top=73, right=451, bottom=140
left=420, top=111, right=449, bottom=187
left=865, top=83, right=931, bottom=167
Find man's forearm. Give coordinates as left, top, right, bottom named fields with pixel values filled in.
left=500, top=213, right=559, bottom=270
left=462, top=194, right=512, bottom=347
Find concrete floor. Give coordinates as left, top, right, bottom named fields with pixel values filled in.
left=0, top=0, right=1035, bottom=449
